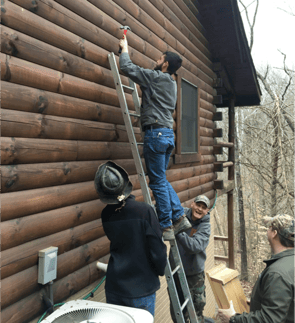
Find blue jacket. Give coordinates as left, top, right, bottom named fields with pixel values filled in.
left=172, top=207, right=211, bottom=276
left=101, top=195, right=167, bottom=298
left=119, top=52, right=176, bottom=128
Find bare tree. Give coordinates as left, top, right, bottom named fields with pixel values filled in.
left=230, top=0, right=294, bottom=282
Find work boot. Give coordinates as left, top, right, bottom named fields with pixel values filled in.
left=173, top=215, right=192, bottom=235
left=162, top=226, right=175, bottom=241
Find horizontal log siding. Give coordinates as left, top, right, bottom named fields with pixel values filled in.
left=0, top=53, right=135, bottom=109
left=2, top=159, right=214, bottom=193
left=2, top=236, right=110, bottom=309
left=1, top=261, right=106, bottom=323
left=1, top=0, right=217, bottom=321
left=146, top=0, right=208, bottom=50
left=2, top=168, right=215, bottom=223
left=1, top=109, right=143, bottom=142
left=2, top=109, right=215, bottom=142
left=1, top=82, right=138, bottom=123
left=2, top=172, right=215, bottom=251
left=111, top=0, right=212, bottom=68
left=3, top=0, right=214, bottom=97
left=1, top=219, right=106, bottom=279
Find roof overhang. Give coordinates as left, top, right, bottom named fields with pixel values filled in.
left=197, top=0, right=261, bottom=107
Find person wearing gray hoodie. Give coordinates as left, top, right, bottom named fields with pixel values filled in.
left=169, top=195, right=212, bottom=323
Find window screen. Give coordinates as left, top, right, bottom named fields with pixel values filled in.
left=181, top=79, right=198, bottom=153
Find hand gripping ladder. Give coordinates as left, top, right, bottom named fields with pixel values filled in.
left=108, top=52, right=199, bottom=323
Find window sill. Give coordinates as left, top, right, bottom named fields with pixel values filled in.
left=174, top=153, right=201, bottom=164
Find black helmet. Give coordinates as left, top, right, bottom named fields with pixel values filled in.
left=94, top=161, right=133, bottom=204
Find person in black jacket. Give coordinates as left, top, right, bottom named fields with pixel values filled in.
left=218, top=213, right=294, bottom=323
left=94, top=161, right=167, bottom=316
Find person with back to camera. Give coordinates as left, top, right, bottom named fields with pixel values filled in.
left=94, top=161, right=167, bottom=316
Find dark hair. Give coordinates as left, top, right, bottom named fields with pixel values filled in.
left=163, top=51, right=182, bottom=75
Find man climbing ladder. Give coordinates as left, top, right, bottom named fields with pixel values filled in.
left=118, top=34, right=191, bottom=241
left=107, top=32, right=199, bottom=323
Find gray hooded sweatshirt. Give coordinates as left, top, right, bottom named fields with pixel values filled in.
left=172, top=207, right=211, bottom=276
left=119, top=52, right=176, bottom=129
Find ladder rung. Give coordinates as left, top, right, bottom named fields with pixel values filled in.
left=122, top=84, right=134, bottom=91
left=171, top=265, right=180, bottom=276
left=129, top=112, right=140, bottom=118
left=137, top=142, right=144, bottom=146
left=181, top=298, right=189, bottom=311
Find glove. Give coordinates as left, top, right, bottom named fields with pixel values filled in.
left=217, top=301, right=236, bottom=323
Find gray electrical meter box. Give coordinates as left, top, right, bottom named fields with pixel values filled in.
left=38, top=246, right=58, bottom=285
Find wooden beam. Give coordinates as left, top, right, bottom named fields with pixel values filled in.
left=174, top=153, right=201, bottom=164
left=214, top=162, right=224, bottom=172
left=217, top=180, right=235, bottom=197
left=2, top=109, right=141, bottom=142
left=200, top=127, right=214, bottom=138
left=214, top=180, right=224, bottom=190
left=200, top=117, right=214, bottom=129
left=178, top=181, right=214, bottom=203
left=213, top=146, right=223, bottom=155
left=213, top=128, right=223, bottom=137
left=214, top=235, right=229, bottom=241
left=200, top=136, right=214, bottom=146
left=213, top=95, right=223, bottom=105
left=223, top=161, right=234, bottom=168
left=213, top=112, right=223, bottom=121
left=1, top=137, right=143, bottom=165
left=214, top=141, right=234, bottom=148
left=1, top=82, right=140, bottom=126
left=214, top=256, right=229, bottom=262
left=213, top=162, right=234, bottom=173
left=2, top=160, right=215, bottom=194
left=213, top=78, right=223, bottom=88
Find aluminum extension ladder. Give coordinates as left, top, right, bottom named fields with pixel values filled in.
left=108, top=52, right=199, bottom=323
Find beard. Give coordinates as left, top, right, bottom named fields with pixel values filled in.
left=154, top=61, right=164, bottom=71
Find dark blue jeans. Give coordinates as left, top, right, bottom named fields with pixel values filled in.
left=143, top=128, right=184, bottom=229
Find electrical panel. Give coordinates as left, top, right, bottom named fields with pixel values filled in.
left=38, top=246, right=58, bottom=285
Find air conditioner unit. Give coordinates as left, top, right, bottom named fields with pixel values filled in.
left=41, top=299, right=154, bottom=323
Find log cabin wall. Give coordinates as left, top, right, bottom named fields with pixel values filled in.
left=1, top=0, right=218, bottom=322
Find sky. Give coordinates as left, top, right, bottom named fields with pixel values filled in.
left=238, top=0, right=295, bottom=71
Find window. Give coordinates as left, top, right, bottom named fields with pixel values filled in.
left=175, top=77, right=201, bottom=164
left=181, top=79, right=199, bottom=153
